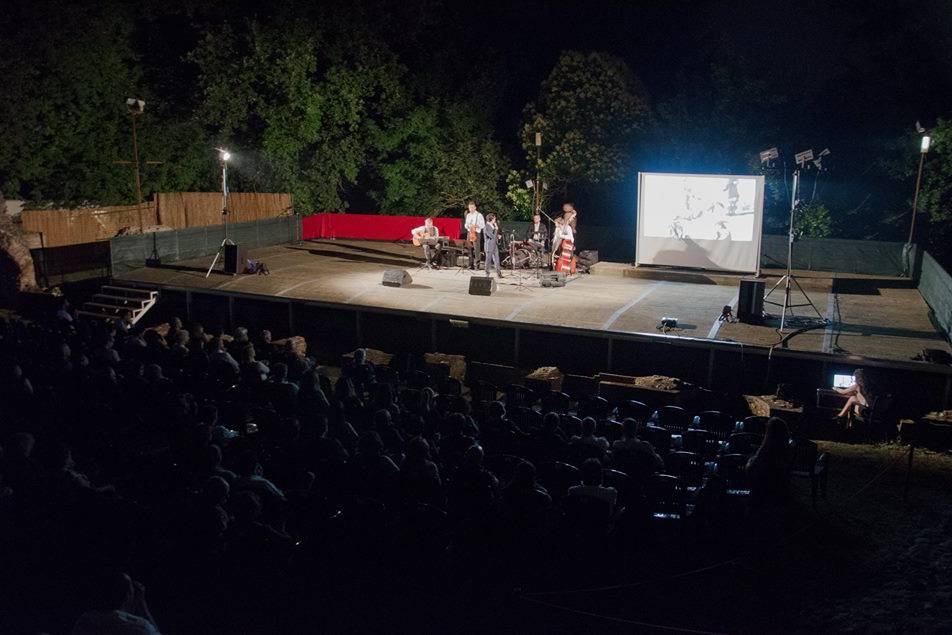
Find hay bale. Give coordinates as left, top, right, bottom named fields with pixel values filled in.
left=273, top=335, right=307, bottom=356
left=525, top=366, right=564, bottom=392
left=341, top=348, right=392, bottom=367
left=424, top=352, right=466, bottom=381
left=633, top=375, right=683, bottom=391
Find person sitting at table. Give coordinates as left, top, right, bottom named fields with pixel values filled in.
left=834, top=368, right=874, bottom=423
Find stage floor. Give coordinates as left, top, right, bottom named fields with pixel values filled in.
left=116, top=239, right=949, bottom=364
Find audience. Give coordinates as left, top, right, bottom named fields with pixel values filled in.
left=0, top=311, right=805, bottom=633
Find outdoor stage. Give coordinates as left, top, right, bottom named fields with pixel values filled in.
left=116, top=238, right=949, bottom=365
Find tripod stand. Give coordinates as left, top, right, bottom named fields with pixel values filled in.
left=763, top=169, right=825, bottom=331
left=205, top=156, right=232, bottom=278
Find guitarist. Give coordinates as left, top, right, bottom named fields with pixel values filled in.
left=411, top=217, right=440, bottom=268
left=463, top=200, right=485, bottom=270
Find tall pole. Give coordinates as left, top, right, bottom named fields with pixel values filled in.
left=907, top=150, right=927, bottom=244
left=131, top=114, right=144, bottom=232
left=533, top=131, right=542, bottom=216
left=221, top=160, right=229, bottom=241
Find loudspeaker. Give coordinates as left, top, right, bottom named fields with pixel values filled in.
left=468, top=276, right=497, bottom=296
left=540, top=271, right=566, bottom=287
left=224, top=243, right=246, bottom=274
left=577, top=250, right=599, bottom=266
left=382, top=269, right=412, bottom=288
left=738, top=278, right=765, bottom=324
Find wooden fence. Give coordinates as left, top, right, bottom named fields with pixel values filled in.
left=21, top=202, right=158, bottom=248
left=20, top=192, right=293, bottom=248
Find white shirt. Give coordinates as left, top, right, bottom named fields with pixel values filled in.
left=464, top=211, right=485, bottom=234
left=561, top=224, right=574, bottom=242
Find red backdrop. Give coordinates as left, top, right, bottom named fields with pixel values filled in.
left=302, top=213, right=461, bottom=241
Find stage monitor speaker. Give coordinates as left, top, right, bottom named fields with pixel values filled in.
left=540, top=271, right=567, bottom=288
left=468, top=276, right=497, bottom=296
left=224, top=243, right=246, bottom=274
left=738, top=278, right=765, bottom=324
left=382, top=269, right=412, bottom=288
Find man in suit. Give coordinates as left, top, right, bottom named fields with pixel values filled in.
left=483, top=212, right=503, bottom=278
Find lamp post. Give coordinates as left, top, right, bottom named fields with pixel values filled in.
left=907, top=134, right=931, bottom=244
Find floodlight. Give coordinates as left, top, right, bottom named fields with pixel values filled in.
left=916, top=121, right=926, bottom=134
left=759, top=147, right=779, bottom=163
left=921, top=136, right=931, bottom=153
left=794, top=149, right=814, bottom=166
left=126, top=98, right=145, bottom=115
left=525, top=179, right=534, bottom=189
left=217, top=148, right=232, bottom=162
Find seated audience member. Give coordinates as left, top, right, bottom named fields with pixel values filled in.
left=400, top=436, right=443, bottom=506
left=448, top=444, right=498, bottom=518
left=208, top=336, right=240, bottom=376
left=304, top=415, right=349, bottom=479
left=500, top=460, right=552, bottom=519
left=343, top=348, right=376, bottom=394
left=204, top=444, right=237, bottom=483
left=225, top=490, right=295, bottom=558
left=164, top=316, right=185, bottom=347
left=568, top=417, right=609, bottom=463
left=532, top=411, right=568, bottom=463
left=568, top=458, right=618, bottom=514
left=745, top=417, right=794, bottom=511
left=437, top=412, right=476, bottom=471
left=834, top=368, right=875, bottom=422
left=373, top=408, right=406, bottom=457
left=352, top=431, right=400, bottom=500
left=71, top=570, right=160, bottom=635
left=233, top=450, right=286, bottom=508
left=298, top=369, right=331, bottom=417
left=1, top=432, right=39, bottom=493
left=230, top=326, right=252, bottom=357
left=56, top=299, right=74, bottom=323
left=265, top=362, right=298, bottom=413
left=240, top=345, right=270, bottom=384
left=481, top=401, right=524, bottom=453
left=611, top=417, right=665, bottom=475
left=187, top=475, right=231, bottom=552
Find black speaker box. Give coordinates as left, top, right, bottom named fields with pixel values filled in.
left=577, top=250, right=599, bottom=265
left=224, top=243, right=246, bottom=274
left=738, top=278, right=765, bottom=324
left=468, top=276, right=497, bottom=296
left=382, top=269, right=412, bottom=288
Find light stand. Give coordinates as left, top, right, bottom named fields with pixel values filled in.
left=763, top=153, right=826, bottom=332
left=205, top=149, right=233, bottom=278
left=903, top=132, right=931, bottom=276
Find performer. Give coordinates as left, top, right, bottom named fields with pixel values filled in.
left=463, top=200, right=485, bottom=270
left=554, top=209, right=577, bottom=274
left=562, top=202, right=578, bottom=232
left=551, top=216, right=564, bottom=268
left=483, top=212, right=503, bottom=278
left=411, top=217, right=441, bottom=268
left=525, top=212, right=549, bottom=250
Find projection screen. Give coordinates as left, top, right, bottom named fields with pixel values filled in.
left=636, top=172, right=765, bottom=273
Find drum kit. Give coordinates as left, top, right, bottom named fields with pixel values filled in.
left=501, top=235, right=546, bottom=270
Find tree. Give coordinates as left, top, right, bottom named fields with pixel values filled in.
left=189, top=21, right=409, bottom=214
left=520, top=51, right=649, bottom=195
left=795, top=201, right=834, bottom=238
left=911, top=119, right=952, bottom=262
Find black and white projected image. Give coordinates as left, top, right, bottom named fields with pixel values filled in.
left=642, top=174, right=757, bottom=241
